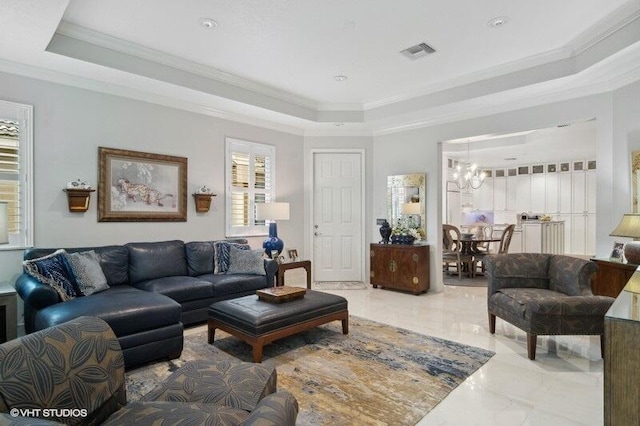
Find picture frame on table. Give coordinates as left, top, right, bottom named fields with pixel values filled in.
left=98, top=147, right=187, bottom=222
left=610, top=242, right=625, bottom=262
left=287, top=249, right=299, bottom=261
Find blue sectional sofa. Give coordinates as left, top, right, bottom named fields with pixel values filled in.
left=15, top=239, right=277, bottom=367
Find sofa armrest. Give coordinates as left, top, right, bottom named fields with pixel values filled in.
left=240, top=391, right=299, bottom=426
left=264, top=259, right=278, bottom=287
left=15, top=274, right=59, bottom=310
left=0, top=413, right=64, bottom=424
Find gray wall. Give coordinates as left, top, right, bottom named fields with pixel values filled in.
left=0, top=70, right=304, bottom=328
left=2, top=66, right=640, bottom=327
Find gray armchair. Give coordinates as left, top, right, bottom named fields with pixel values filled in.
left=485, top=253, right=615, bottom=360
left=0, top=316, right=298, bottom=425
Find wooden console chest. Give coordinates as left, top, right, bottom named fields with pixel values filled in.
left=370, top=243, right=429, bottom=295
left=590, top=258, right=637, bottom=298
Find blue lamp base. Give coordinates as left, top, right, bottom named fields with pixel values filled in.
left=262, top=222, right=284, bottom=258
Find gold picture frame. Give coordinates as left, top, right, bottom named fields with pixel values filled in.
left=633, top=150, right=640, bottom=212
left=98, top=147, right=187, bottom=222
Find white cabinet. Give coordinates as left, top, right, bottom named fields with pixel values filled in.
left=559, top=172, right=572, bottom=213
left=472, top=177, right=494, bottom=211
left=493, top=177, right=506, bottom=211
left=509, top=229, right=523, bottom=253
left=530, top=173, right=546, bottom=212
left=545, top=172, right=559, bottom=217
left=522, top=221, right=565, bottom=254
left=515, top=174, right=531, bottom=213
left=506, top=173, right=518, bottom=211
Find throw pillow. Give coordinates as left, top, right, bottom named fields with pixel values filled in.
left=65, top=250, right=110, bottom=296
left=213, top=241, right=251, bottom=274
left=226, top=246, right=266, bottom=276
left=23, top=249, right=80, bottom=301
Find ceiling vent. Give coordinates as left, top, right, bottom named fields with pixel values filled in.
left=401, top=42, right=436, bottom=60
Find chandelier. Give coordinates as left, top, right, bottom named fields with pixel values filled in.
left=452, top=141, right=486, bottom=190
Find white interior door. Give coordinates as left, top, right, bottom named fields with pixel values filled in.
left=312, top=152, right=363, bottom=282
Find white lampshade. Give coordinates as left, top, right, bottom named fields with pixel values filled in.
left=256, top=202, right=290, bottom=221
left=401, top=203, right=421, bottom=215
left=0, top=202, right=8, bottom=244
left=610, top=214, right=640, bottom=239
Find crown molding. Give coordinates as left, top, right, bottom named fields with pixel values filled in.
left=56, top=22, right=320, bottom=111
left=569, top=2, right=640, bottom=55
left=0, top=57, right=306, bottom=136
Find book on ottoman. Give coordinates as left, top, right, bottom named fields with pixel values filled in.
left=257, top=286, right=306, bottom=303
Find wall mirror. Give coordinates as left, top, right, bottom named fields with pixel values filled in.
left=387, top=173, right=426, bottom=238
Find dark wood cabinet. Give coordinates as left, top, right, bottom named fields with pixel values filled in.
left=590, top=258, right=637, bottom=298
left=370, top=243, right=429, bottom=295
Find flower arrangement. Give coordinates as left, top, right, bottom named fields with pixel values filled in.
left=391, top=221, right=420, bottom=239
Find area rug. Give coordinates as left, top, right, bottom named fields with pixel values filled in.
left=313, top=281, right=368, bottom=290
left=125, top=317, right=494, bottom=425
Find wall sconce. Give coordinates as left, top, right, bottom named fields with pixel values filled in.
left=193, top=186, right=216, bottom=213
left=63, top=180, right=95, bottom=213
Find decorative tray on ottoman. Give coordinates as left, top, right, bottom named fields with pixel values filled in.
left=256, top=286, right=306, bottom=303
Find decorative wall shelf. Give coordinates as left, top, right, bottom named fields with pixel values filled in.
left=63, top=188, right=95, bottom=212
left=193, top=193, right=216, bottom=213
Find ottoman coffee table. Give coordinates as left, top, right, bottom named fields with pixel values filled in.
left=208, top=289, right=349, bottom=363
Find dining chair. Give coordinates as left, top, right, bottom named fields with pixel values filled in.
left=443, top=224, right=474, bottom=279
left=474, top=224, right=515, bottom=274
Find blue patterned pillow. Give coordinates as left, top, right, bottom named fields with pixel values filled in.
left=65, top=250, right=109, bottom=296
left=23, top=249, right=81, bottom=301
left=213, top=241, right=250, bottom=274
left=226, top=246, right=266, bottom=275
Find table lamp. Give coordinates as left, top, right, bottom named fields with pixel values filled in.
left=401, top=202, right=421, bottom=227
left=610, top=213, right=640, bottom=264
left=0, top=202, right=8, bottom=244
left=256, top=202, right=290, bottom=258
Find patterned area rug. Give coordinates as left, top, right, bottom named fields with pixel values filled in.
left=126, top=317, right=494, bottom=425
left=313, top=281, right=368, bottom=290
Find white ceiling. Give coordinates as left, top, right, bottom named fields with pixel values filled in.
left=1, top=0, right=640, bottom=135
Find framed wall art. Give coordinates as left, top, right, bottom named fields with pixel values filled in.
left=98, top=147, right=187, bottom=222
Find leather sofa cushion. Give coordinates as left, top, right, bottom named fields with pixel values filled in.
left=134, top=276, right=213, bottom=303
left=24, top=245, right=129, bottom=286
left=198, top=273, right=269, bottom=297
left=34, top=286, right=181, bottom=336
left=127, top=240, right=187, bottom=284
left=185, top=241, right=215, bottom=276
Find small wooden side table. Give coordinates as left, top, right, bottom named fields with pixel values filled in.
left=590, top=258, right=638, bottom=298
left=276, top=260, right=312, bottom=289
left=0, top=283, right=18, bottom=343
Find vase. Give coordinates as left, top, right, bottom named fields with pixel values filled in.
left=391, top=235, right=416, bottom=245
left=379, top=220, right=392, bottom=244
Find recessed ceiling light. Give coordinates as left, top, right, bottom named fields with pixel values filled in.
left=199, top=18, right=218, bottom=29
left=487, top=16, right=508, bottom=28
left=333, top=75, right=348, bottom=82
left=334, top=122, right=345, bottom=127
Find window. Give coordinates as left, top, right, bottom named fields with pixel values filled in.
left=0, top=100, right=33, bottom=248
left=225, top=138, right=275, bottom=237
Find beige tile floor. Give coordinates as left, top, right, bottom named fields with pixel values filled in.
left=286, top=271, right=604, bottom=426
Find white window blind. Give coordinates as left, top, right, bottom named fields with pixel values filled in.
left=0, top=120, right=21, bottom=235
left=225, top=138, right=274, bottom=237
left=0, top=100, right=33, bottom=249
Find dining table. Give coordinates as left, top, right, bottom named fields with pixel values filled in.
left=454, top=236, right=502, bottom=256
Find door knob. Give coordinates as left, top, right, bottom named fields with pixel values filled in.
left=314, top=231, right=322, bottom=236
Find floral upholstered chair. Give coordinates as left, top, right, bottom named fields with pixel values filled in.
left=0, top=316, right=298, bottom=425
left=485, top=253, right=615, bottom=360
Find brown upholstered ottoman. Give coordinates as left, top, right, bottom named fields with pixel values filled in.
left=208, top=289, right=349, bottom=362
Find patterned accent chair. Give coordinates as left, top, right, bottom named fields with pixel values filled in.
left=0, top=316, right=298, bottom=425
left=485, top=253, right=615, bottom=360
